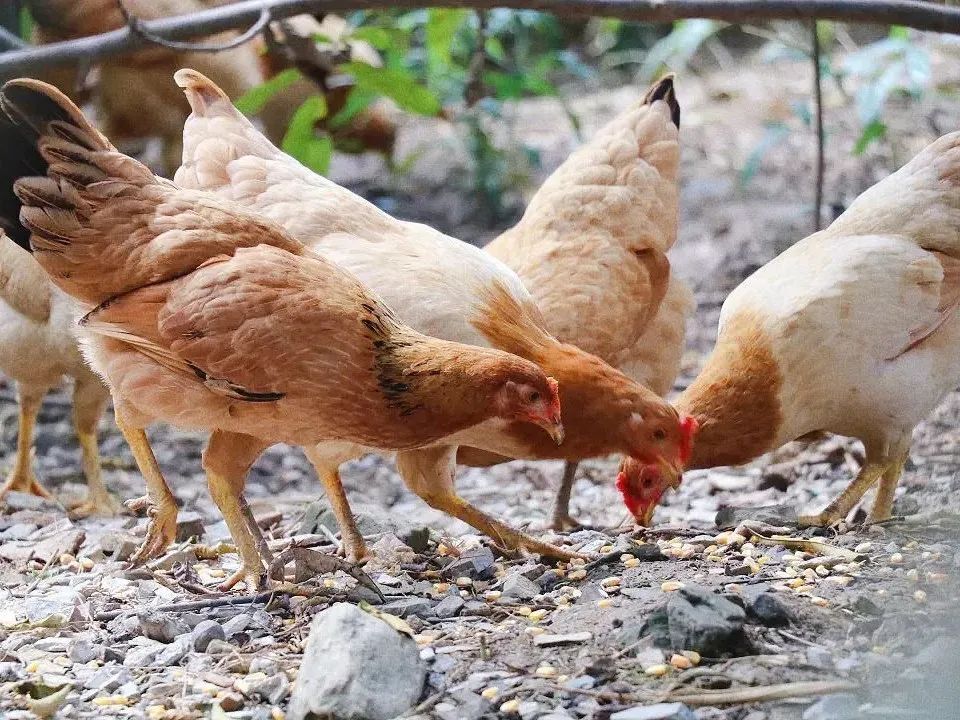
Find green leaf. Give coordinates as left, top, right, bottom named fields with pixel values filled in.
left=19, top=6, right=34, bottom=39
left=350, top=26, right=398, bottom=51
left=341, top=62, right=441, bottom=116
left=235, top=68, right=302, bottom=115
left=329, top=87, right=378, bottom=129
left=281, top=96, right=332, bottom=174
left=853, top=119, right=887, bottom=155
left=426, top=9, right=468, bottom=70
left=889, top=25, right=909, bottom=41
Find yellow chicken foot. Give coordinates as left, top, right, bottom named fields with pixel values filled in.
left=68, top=430, right=123, bottom=518
left=398, top=446, right=584, bottom=561
left=866, top=449, right=910, bottom=525
left=304, top=448, right=369, bottom=562
left=0, top=389, right=53, bottom=501
left=550, top=461, right=584, bottom=532
left=798, top=461, right=886, bottom=528
left=207, top=468, right=269, bottom=593
left=203, top=431, right=272, bottom=592
left=118, top=423, right=179, bottom=565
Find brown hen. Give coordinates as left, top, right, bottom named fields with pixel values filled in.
left=0, top=78, right=564, bottom=589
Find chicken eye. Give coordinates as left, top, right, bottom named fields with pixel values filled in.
left=653, top=429, right=667, bottom=441
left=528, top=391, right=541, bottom=402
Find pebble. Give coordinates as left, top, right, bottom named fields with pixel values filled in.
left=191, top=620, right=226, bottom=652
left=611, top=703, right=696, bottom=720
left=433, top=595, right=465, bottom=619
left=138, top=611, right=190, bottom=644
left=502, top=574, right=540, bottom=601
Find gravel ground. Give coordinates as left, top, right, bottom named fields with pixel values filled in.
left=2, top=41, right=960, bottom=720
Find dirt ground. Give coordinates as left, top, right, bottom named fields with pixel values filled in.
left=2, top=36, right=960, bottom=720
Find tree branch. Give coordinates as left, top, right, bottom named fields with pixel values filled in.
left=2, top=0, right=960, bottom=76
left=811, top=19, right=825, bottom=231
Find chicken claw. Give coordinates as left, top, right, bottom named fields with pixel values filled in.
left=68, top=490, right=123, bottom=519
left=128, top=496, right=178, bottom=566
left=0, top=469, right=53, bottom=501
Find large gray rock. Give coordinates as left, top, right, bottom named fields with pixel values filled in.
left=287, top=603, right=427, bottom=720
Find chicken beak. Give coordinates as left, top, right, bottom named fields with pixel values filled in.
left=537, top=417, right=565, bottom=446
left=635, top=502, right=656, bottom=527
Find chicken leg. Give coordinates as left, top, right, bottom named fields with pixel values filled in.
left=68, top=375, right=120, bottom=518
left=203, top=431, right=272, bottom=592
left=798, top=437, right=909, bottom=528
left=119, top=421, right=179, bottom=565
left=396, top=446, right=582, bottom=561
left=866, top=445, right=911, bottom=524
left=304, top=447, right=368, bottom=563
left=550, top=461, right=581, bottom=531
left=0, top=385, right=52, bottom=501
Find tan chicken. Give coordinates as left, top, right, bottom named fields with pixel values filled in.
left=1, top=77, right=565, bottom=589
left=0, top=232, right=115, bottom=514
left=478, top=76, right=695, bottom=528
left=619, top=132, right=960, bottom=527
left=173, top=70, right=693, bottom=562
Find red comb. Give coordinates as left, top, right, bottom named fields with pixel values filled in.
left=679, top=414, right=698, bottom=465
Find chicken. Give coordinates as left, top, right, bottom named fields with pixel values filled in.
left=0, top=232, right=115, bottom=514
left=479, top=76, right=695, bottom=529
left=0, top=77, right=566, bottom=588
left=618, top=132, right=960, bottom=527
left=0, top=116, right=116, bottom=515
left=173, top=70, right=693, bottom=562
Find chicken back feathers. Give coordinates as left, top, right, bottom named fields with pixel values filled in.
left=486, top=76, right=681, bottom=368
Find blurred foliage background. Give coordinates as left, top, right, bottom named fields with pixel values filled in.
left=1, top=4, right=948, bottom=223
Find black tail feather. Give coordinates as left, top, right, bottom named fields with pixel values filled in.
left=644, top=74, right=680, bottom=129
left=0, top=111, right=46, bottom=252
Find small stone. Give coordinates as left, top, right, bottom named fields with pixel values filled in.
left=889, top=553, right=904, bottom=566
left=747, top=592, right=792, bottom=627
left=914, top=590, right=928, bottom=604
left=68, top=638, right=101, bottom=664
left=502, top=574, right=540, bottom=601
left=444, top=547, right=496, bottom=581
left=854, top=542, right=873, bottom=554
left=153, top=637, right=190, bottom=667
left=123, top=642, right=164, bottom=667
left=433, top=595, right=465, bottom=619
left=455, top=576, right=473, bottom=588
left=611, top=703, right=696, bottom=720
left=100, top=533, right=140, bottom=561
left=567, top=568, right=587, bottom=581
left=222, top=613, right=252, bottom=637
left=381, top=597, right=435, bottom=619
left=191, top=620, right=226, bottom=652
left=138, top=611, right=189, bottom=644
left=533, top=632, right=592, bottom=647
left=175, top=512, right=205, bottom=542
left=217, top=692, right=245, bottom=712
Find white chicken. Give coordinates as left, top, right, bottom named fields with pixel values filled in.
left=0, top=233, right=115, bottom=515
left=619, top=132, right=960, bottom=527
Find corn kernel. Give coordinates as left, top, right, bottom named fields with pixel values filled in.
left=670, top=653, right=692, bottom=670
left=481, top=687, right=499, bottom=700
left=535, top=665, right=558, bottom=678
left=661, top=581, right=684, bottom=592
left=500, top=699, right=521, bottom=714
left=644, top=664, right=670, bottom=677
